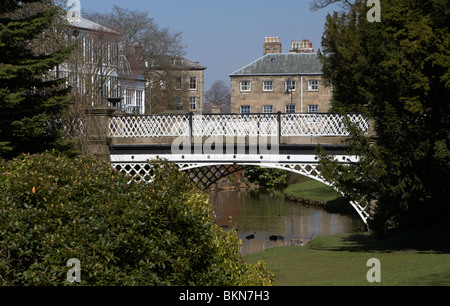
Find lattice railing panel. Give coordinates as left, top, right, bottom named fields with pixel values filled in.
left=281, top=114, right=369, bottom=136
left=109, top=115, right=189, bottom=138
left=192, top=114, right=278, bottom=137
left=109, top=113, right=369, bottom=138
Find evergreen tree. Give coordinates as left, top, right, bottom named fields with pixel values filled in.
left=316, top=0, right=450, bottom=232
left=0, top=0, right=74, bottom=158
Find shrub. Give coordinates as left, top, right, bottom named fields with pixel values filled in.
left=0, top=152, right=273, bottom=286
left=245, top=167, right=288, bottom=189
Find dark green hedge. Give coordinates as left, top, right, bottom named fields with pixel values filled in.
left=0, top=152, right=273, bottom=286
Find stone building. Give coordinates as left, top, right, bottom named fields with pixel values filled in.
left=175, top=58, right=207, bottom=115
left=145, top=57, right=206, bottom=115
left=230, top=37, right=331, bottom=114
left=58, top=17, right=147, bottom=114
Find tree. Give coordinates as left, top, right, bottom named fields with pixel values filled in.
left=315, top=0, right=450, bottom=232
left=0, top=0, right=75, bottom=158
left=205, top=80, right=231, bottom=113
left=84, top=6, right=187, bottom=114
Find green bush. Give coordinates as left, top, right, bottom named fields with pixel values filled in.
left=245, top=167, right=288, bottom=189
left=0, top=152, right=273, bottom=286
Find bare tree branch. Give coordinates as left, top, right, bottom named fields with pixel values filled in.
left=309, top=0, right=356, bottom=12
left=205, top=80, right=231, bottom=106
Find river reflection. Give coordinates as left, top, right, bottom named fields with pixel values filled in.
left=210, top=189, right=364, bottom=255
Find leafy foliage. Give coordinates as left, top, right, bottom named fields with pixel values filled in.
left=317, top=0, right=450, bottom=232
left=0, top=152, right=274, bottom=285
left=245, top=167, right=288, bottom=190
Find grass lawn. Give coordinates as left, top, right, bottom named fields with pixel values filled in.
left=245, top=229, right=450, bottom=286
left=283, top=179, right=355, bottom=214
left=284, top=179, right=341, bottom=202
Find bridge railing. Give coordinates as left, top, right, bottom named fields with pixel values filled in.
left=109, top=114, right=190, bottom=138
left=281, top=113, right=369, bottom=136
left=192, top=114, right=278, bottom=137
left=109, top=113, right=369, bottom=138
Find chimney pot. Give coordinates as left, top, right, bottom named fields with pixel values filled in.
left=263, top=36, right=282, bottom=55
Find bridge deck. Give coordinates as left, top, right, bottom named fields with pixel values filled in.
left=109, top=144, right=358, bottom=164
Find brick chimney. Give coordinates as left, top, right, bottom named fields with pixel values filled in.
left=289, top=40, right=315, bottom=53
left=263, top=37, right=282, bottom=56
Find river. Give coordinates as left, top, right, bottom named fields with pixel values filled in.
left=209, top=189, right=364, bottom=255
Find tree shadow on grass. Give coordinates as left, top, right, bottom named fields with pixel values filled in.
left=332, top=226, right=450, bottom=254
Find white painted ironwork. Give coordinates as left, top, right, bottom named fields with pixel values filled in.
left=110, top=153, right=359, bottom=164
left=109, top=113, right=369, bottom=138
left=281, top=113, right=369, bottom=136
left=192, top=114, right=278, bottom=137
left=109, top=115, right=189, bottom=138
left=111, top=159, right=370, bottom=227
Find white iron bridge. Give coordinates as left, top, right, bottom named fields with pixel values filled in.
left=107, top=112, right=371, bottom=227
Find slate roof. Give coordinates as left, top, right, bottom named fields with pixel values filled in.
left=182, top=58, right=207, bottom=70
left=69, top=17, right=121, bottom=36
left=230, top=53, right=323, bottom=76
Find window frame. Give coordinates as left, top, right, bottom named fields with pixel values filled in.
left=190, top=97, right=197, bottom=110
left=240, top=105, right=251, bottom=114
left=190, top=77, right=197, bottom=91
left=285, top=80, right=297, bottom=92
left=308, top=104, right=319, bottom=113
left=308, top=80, right=319, bottom=91
left=285, top=105, right=296, bottom=114
left=263, top=81, right=273, bottom=92
left=240, top=81, right=252, bottom=92
left=263, top=105, right=273, bottom=114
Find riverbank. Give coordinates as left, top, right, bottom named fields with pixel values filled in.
left=245, top=227, right=450, bottom=286
left=283, top=180, right=356, bottom=215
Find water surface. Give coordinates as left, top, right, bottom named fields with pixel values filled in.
left=210, top=189, right=364, bottom=255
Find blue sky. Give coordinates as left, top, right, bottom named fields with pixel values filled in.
left=80, top=0, right=342, bottom=90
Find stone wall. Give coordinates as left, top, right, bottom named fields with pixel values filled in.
left=230, top=75, right=331, bottom=114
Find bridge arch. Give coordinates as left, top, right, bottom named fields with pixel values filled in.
left=175, top=162, right=370, bottom=227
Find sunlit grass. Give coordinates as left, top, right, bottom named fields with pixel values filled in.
left=284, top=180, right=341, bottom=202
left=245, top=230, right=450, bottom=286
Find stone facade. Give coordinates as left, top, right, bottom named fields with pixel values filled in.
left=230, top=37, right=331, bottom=114
left=230, top=75, right=331, bottom=114
left=185, top=64, right=206, bottom=114
left=150, top=58, right=206, bottom=115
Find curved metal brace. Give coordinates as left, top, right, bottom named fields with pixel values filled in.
left=112, top=161, right=370, bottom=228
left=178, top=162, right=370, bottom=228
left=179, top=163, right=245, bottom=189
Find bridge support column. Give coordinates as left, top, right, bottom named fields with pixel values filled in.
left=84, top=106, right=115, bottom=161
